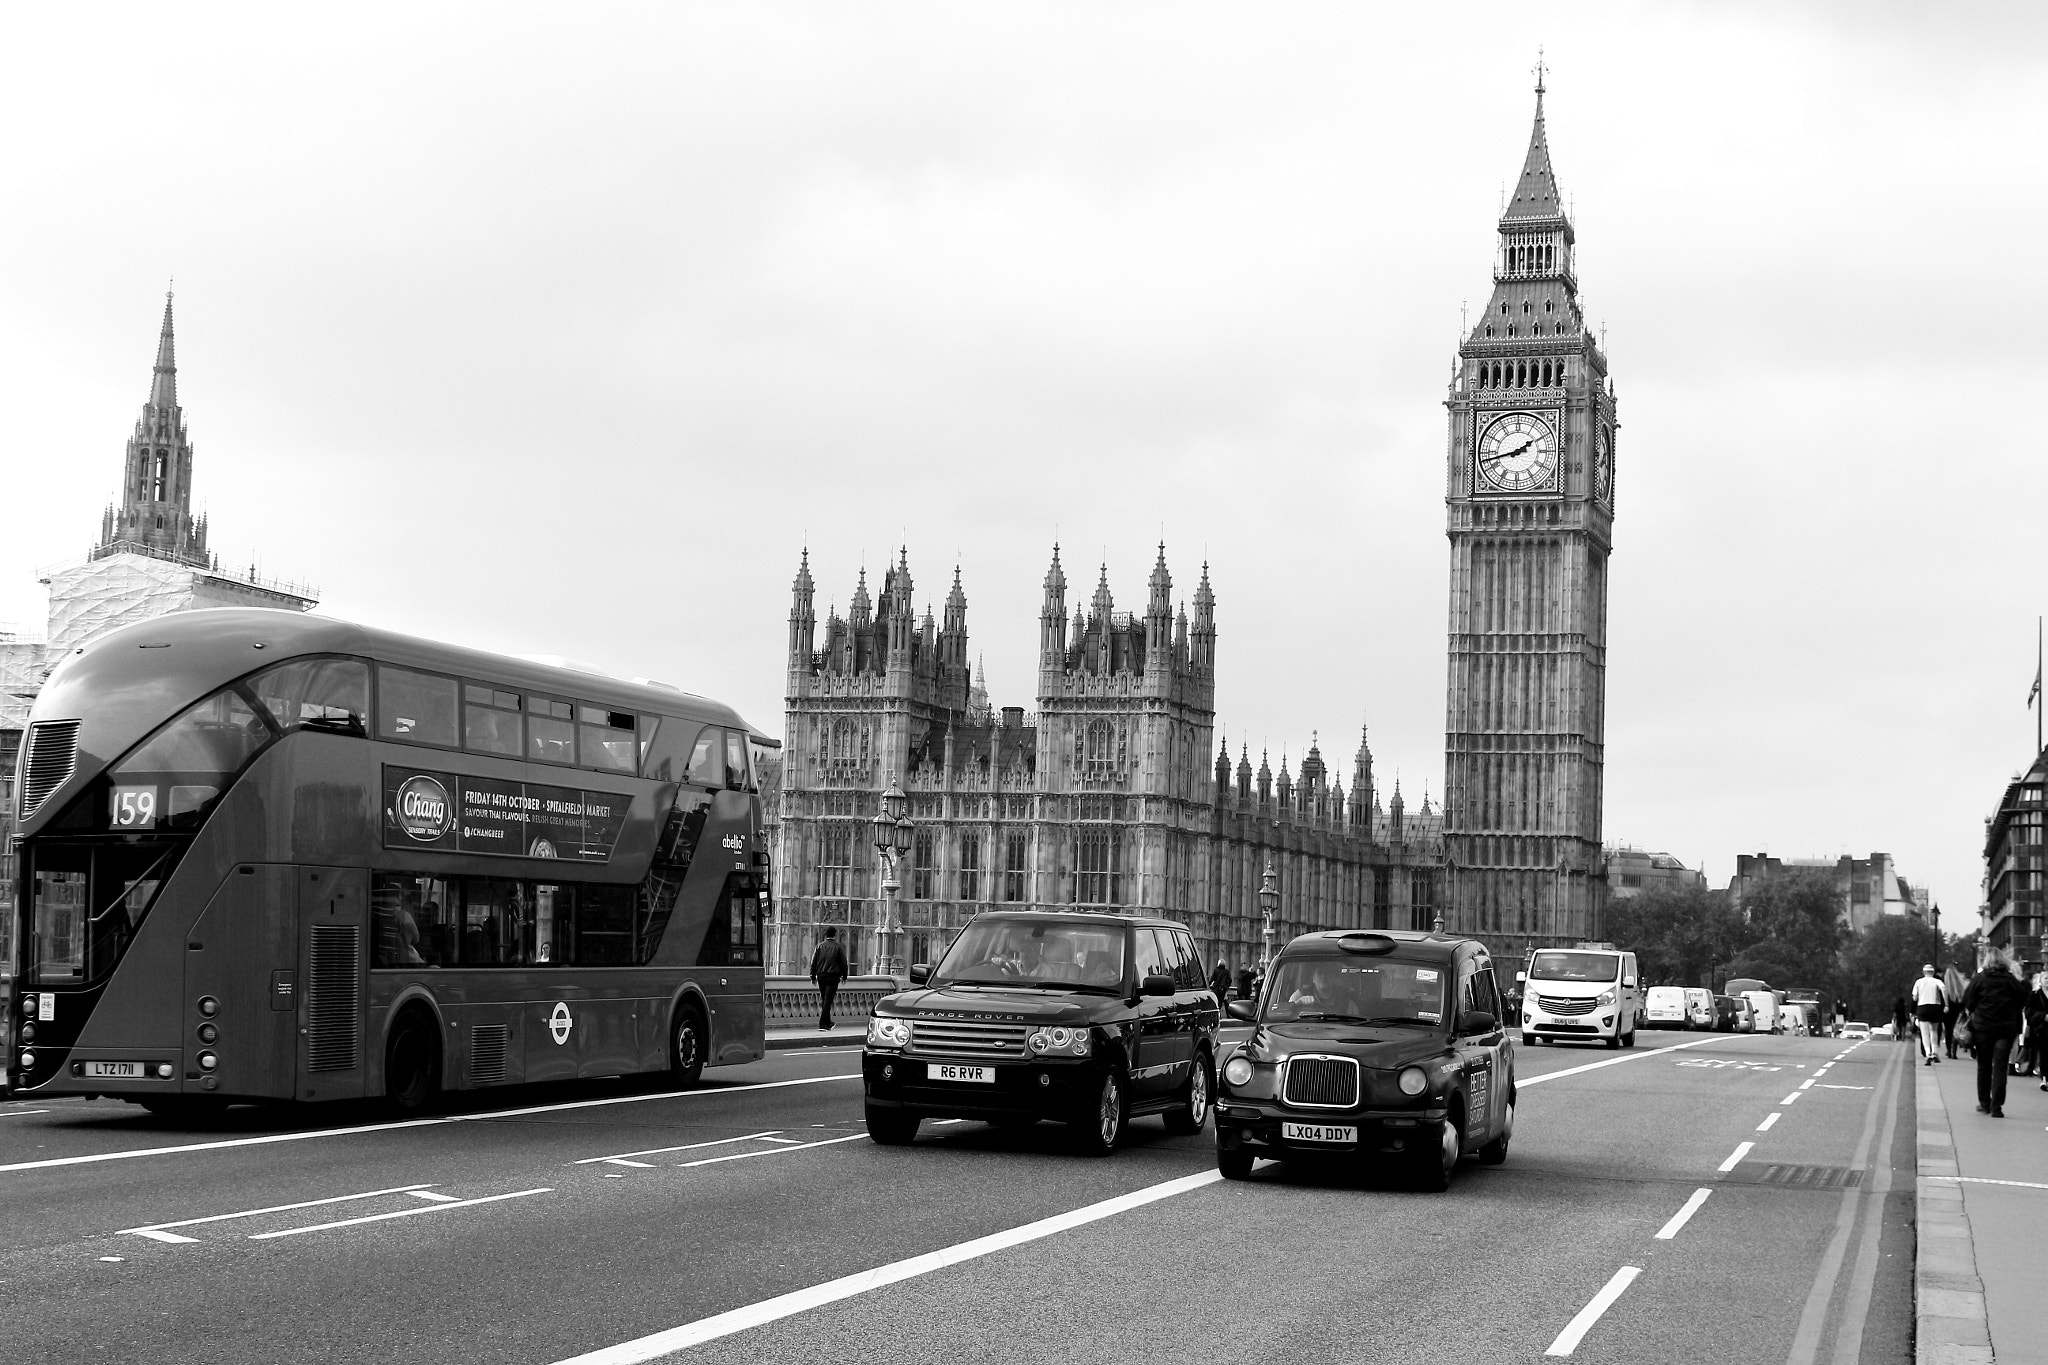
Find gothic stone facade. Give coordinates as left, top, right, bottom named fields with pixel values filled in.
left=770, top=546, right=1444, bottom=976
left=1442, top=81, right=1615, bottom=961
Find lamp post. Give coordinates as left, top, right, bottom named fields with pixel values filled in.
left=869, top=778, right=914, bottom=982
left=1257, top=859, right=1279, bottom=976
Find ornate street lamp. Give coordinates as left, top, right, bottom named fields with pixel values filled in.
left=1257, top=859, right=1279, bottom=977
left=870, top=778, right=915, bottom=981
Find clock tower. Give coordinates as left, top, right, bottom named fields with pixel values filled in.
left=1442, top=73, right=1615, bottom=956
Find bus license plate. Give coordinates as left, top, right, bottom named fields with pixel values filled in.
left=1282, top=1122, right=1357, bottom=1144
left=83, top=1062, right=146, bottom=1079
left=928, top=1064, right=993, bottom=1084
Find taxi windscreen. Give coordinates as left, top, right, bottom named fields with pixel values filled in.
left=1263, top=957, right=1445, bottom=1026
left=1528, top=951, right=1619, bottom=983
left=934, top=919, right=1127, bottom=991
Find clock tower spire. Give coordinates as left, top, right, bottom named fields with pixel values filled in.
left=1441, top=73, right=1617, bottom=957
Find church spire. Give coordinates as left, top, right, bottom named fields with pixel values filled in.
left=1503, top=64, right=1565, bottom=226
left=151, top=290, right=178, bottom=410
left=99, top=291, right=206, bottom=568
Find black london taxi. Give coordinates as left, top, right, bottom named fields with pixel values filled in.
left=862, top=911, right=1220, bottom=1155
left=1213, top=929, right=1514, bottom=1191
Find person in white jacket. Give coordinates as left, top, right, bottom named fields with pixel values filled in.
left=1910, top=964, right=1947, bottom=1064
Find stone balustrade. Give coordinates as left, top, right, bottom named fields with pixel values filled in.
left=763, top=975, right=901, bottom=1027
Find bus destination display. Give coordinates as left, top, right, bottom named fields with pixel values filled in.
left=381, top=765, right=630, bottom=862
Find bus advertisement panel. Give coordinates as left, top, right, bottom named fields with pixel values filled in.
left=7, top=609, right=769, bottom=1115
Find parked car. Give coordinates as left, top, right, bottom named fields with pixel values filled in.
left=1711, top=995, right=1740, bottom=1032
left=1841, top=1022, right=1871, bottom=1040
left=1643, top=986, right=1689, bottom=1030
left=1731, top=998, right=1755, bottom=1033
left=1684, top=988, right=1716, bottom=1031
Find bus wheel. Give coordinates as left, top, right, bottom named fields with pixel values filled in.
left=670, top=1002, right=707, bottom=1089
left=385, top=1008, right=441, bottom=1115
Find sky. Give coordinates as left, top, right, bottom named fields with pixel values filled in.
left=3, top=2, right=2044, bottom=919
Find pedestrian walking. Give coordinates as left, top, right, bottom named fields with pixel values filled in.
left=1236, top=964, right=1255, bottom=1001
left=1209, top=957, right=1233, bottom=1004
left=1891, top=996, right=1910, bottom=1043
left=1960, top=953, right=2027, bottom=1117
left=809, top=926, right=849, bottom=1030
left=2024, top=971, right=2048, bottom=1087
left=1910, top=963, right=1947, bottom=1065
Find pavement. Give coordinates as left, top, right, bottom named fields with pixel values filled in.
left=1916, top=1040, right=2048, bottom=1365
left=0, top=1028, right=1919, bottom=1363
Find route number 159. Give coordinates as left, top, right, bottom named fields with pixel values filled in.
left=110, top=785, right=158, bottom=828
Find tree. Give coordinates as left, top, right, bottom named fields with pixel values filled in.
left=1738, top=870, right=1848, bottom=987
left=1723, top=940, right=1813, bottom=990
left=1604, top=886, right=1745, bottom=986
left=1842, top=916, right=1945, bottom=1023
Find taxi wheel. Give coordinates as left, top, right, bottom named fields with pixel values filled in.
left=1217, top=1145, right=1254, bottom=1181
left=670, top=1003, right=707, bottom=1089
left=1163, top=1053, right=1213, bottom=1135
left=1416, top=1112, right=1461, bottom=1192
left=1477, top=1097, right=1513, bottom=1165
left=1073, top=1072, right=1128, bottom=1156
left=866, top=1104, right=921, bottom=1146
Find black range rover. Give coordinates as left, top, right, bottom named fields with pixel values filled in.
left=861, top=911, right=1219, bottom=1155
left=1213, top=929, right=1514, bottom=1191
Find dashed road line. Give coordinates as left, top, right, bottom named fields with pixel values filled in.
left=1654, top=1188, right=1712, bottom=1240
left=1783, top=1091, right=1802, bottom=1105
left=574, top=1132, right=782, bottom=1166
left=678, top=1133, right=867, bottom=1168
left=1756, top=1112, right=1781, bottom=1132
left=248, top=1187, right=551, bottom=1240
left=1544, top=1265, right=1642, bottom=1356
left=1717, top=1141, right=1754, bottom=1173
left=122, top=1183, right=438, bottom=1243
left=1519, top=1036, right=1720, bottom=1088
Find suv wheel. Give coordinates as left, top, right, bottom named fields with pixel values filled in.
left=1416, top=1110, right=1461, bottom=1192
left=866, top=1103, right=920, bottom=1146
left=1163, top=1053, right=1213, bottom=1135
left=1073, top=1072, right=1127, bottom=1156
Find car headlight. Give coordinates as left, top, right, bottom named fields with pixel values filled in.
left=1025, top=1026, right=1090, bottom=1057
left=866, top=1016, right=911, bottom=1049
left=1596, top=988, right=1617, bottom=1007
left=1398, top=1067, right=1428, bottom=1096
left=1223, top=1055, right=1255, bottom=1087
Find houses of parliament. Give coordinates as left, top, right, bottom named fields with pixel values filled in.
left=767, top=79, right=1616, bottom=974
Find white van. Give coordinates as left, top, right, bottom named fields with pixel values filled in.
left=1643, top=986, right=1689, bottom=1030
left=1521, top=947, right=1641, bottom=1048
left=1684, top=988, right=1716, bottom=1030
left=1742, top=991, right=1778, bottom=1034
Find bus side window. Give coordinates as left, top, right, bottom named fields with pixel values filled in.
left=377, top=667, right=458, bottom=747
left=527, top=697, right=575, bottom=765
left=579, top=706, right=636, bottom=774
left=724, top=731, right=751, bottom=791
left=686, top=729, right=723, bottom=787
left=253, top=658, right=369, bottom=736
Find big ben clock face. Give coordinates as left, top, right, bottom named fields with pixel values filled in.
left=1475, top=411, right=1559, bottom=494
left=1594, top=429, right=1614, bottom=505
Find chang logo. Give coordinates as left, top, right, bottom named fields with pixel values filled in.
left=394, top=775, right=453, bottom=842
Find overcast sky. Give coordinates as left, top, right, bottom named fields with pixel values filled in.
left=4, top=2, right=2043, bottom=918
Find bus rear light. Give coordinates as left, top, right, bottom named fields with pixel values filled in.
left=156, top=1063, right=174, bottom=1079
left=18, top=1024, right=33, bottom=1044
left=196, top=1051, right=218, bottom=1072
left=18, top=994, right=35, bottom=1015
left=19, top=1051, right=34, bottom=1070
left=196, top=997, right=220, bottom=1018
left=196, top=1023, right=218, bottom=1044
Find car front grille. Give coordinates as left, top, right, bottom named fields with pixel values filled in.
left=910, top=1019, right=1027, bottom=1058
left=1536, top=994, right=1597, bottom=1016
left=1282, top=1055, right=1360, bottom=1109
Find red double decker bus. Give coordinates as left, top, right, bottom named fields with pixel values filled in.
left=8, top=608, right=769, bottom=1116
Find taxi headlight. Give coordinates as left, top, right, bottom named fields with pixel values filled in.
left=1223, top=1056, right=1255, bottom=1088
left=1025, top=1025, right=1089, bottom=1057
left=1596, top=988, right=1617, bottom=1007
left=866, top=1017, right=912, bottom=1049
left=1398, top=1066, right=1428, bottom=1096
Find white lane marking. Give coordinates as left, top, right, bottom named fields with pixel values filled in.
left=1718, top=1141, right=1754, bottom=1172
left=574, top=1132, right=783, bottom=1166
left=1799, top=1079, right=1815, bottom=1090
left=122, top=1183, right=437, bottom=1241
left=1954, top=1176, right=2048, bottom=1191
left=1544, top=1265, right=1643, bottom=1356
left=602, top=1159, right=655, bottom=1169
left=1519, top=1037, right=1720, bottom=1087
left=0, top=1074, right=861, bottom=1175
left=0, top=1109, right=51, bottom=1117
left=1655, top=1189, right=1712, bottom=1240
left=758, top=1136, right=805, bottom=1144
left=1819, top=1085, right=1872, bottom=1090
left=1782, top=1092, right=1802, bottom=1104
left=546, top=1169, right=1223, bottom=1364
left=98, top=1255, right=124, bottom=1262
left=1757, top=1113, right=1781, bottom=1132
left=248, top=1187, right=552, bottom=1240
left=679, top=1133, right=866, bottom=1168
left=408, top=1190, right=460, bottom=1203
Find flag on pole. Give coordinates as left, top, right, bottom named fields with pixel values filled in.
left=2031, top=660, right=2041, bottom=709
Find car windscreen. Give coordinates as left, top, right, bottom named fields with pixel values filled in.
left=934, top=919, right=1127, bottom=990
left=1263, top=957, right=1445, bottom=1026
left=1528, top=951, right=1618, bottom=983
